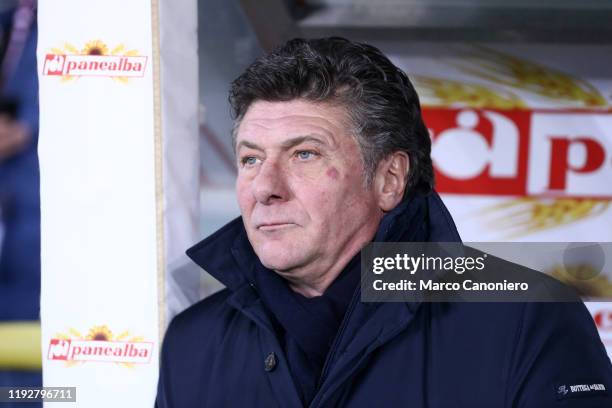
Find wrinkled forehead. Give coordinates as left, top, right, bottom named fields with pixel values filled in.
left=234, top=99, right=354, bottom=148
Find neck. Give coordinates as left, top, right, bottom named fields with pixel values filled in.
left=284, top=267, right=344, bottom=297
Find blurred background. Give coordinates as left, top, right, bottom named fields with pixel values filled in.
left=196, top=0, right=612, bottom=294
left=198, top=0, right=612, bottom=237
left=2, top=0, right=612, bottom=404
left=0, top=0, right=41, bottom=404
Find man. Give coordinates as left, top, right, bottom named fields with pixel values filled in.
left=156, top=37, right=612, bottom=407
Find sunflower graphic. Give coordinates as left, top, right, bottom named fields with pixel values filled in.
left=86, top=325, right=113, bottom=341
left=82, top=40, right=109, bottom=56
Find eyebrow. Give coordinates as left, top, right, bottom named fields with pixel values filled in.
left=236, top=135, right=328, bottom=152
left=235, top=139, right=264, bottom=152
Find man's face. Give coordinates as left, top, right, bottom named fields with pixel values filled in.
left=235, top=99, right=383, bottom=283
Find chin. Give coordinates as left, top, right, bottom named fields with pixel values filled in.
left=258, top=254, right=295, bottom=272
left=256, top=245, right=303, bottom=273
left=252, top=228, right=317, bottom=270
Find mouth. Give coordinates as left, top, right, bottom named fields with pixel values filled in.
left=256, top=223, right=297, bottom=232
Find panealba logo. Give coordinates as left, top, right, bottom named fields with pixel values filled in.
left=47, top=325, right=154, bottom=367
left=42, top=40, right=147, bottom=82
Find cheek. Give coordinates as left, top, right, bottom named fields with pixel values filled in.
left=326, top=167, right=339, bottom=180
left=338, top=172, right=378, bottom=214
left=298, top=179, right=352, bottom=224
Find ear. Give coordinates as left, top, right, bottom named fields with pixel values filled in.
left=373, top=151, right=410, bottom=212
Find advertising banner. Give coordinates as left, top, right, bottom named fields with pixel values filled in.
left=37, top=0, right=198, bottom=406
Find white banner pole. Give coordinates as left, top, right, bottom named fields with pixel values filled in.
left=37, top=0, right=198, bottom=405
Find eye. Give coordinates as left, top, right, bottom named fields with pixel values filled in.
left=240, top=156, right=260, bottom=167
left=295, top=150, right=317, bottom=161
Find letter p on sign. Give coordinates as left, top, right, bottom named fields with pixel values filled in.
left=529, top=113, right=612, bottom=197
left=548, top=136, right=606, bottom=190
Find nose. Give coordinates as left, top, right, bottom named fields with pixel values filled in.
left=252, top=159, right=290, bottom=205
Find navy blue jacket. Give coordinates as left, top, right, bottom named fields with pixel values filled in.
left=156, top=192, right=612, bottom=407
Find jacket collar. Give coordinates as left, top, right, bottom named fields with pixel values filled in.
left=186, top=191, right=461, bottom=406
